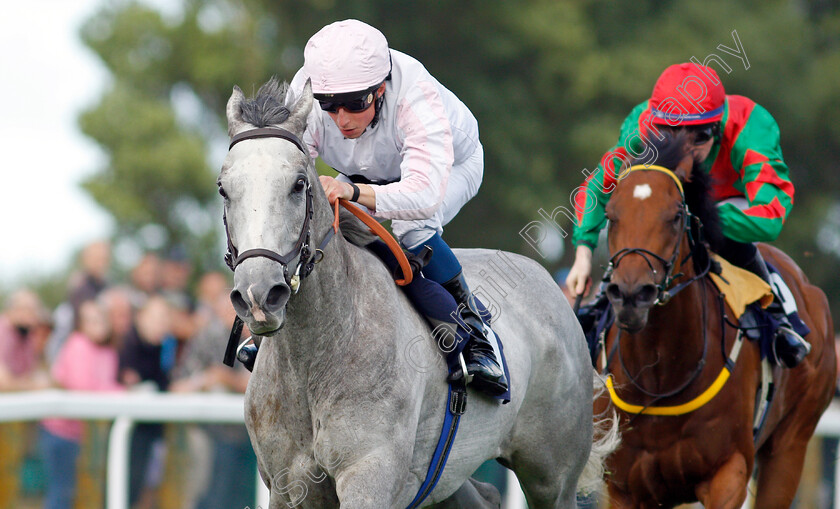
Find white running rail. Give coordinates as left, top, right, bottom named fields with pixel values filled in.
left=1, top=391, right=838, bottom=509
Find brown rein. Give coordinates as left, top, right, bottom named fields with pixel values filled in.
left=333, top=199, right=413, bottom=286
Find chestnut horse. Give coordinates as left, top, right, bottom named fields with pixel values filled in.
left=595, top=133, right=835, bottom=508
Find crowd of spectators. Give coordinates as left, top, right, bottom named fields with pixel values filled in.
left=0, top=240, right=254, bottom=509
left=2, top=243, right=838, bottom=508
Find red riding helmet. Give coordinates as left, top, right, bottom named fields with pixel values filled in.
left=649, top=63, right=726, bottom=126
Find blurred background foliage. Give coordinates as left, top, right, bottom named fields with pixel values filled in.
left=72, top=0, right=840, bottom=319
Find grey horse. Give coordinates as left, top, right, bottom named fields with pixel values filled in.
left=219, top=78, right=616, bottom=508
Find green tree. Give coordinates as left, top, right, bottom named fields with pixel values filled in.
left=78, top=0, right=840, bottom=317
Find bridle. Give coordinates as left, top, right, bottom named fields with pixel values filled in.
left=219, top=125, right=413, bottom=368
left=222, top=127, right=337, bottom=293
left=604, top=164, right=710, bottom=305
left=602, top=164, right=721, bottom=414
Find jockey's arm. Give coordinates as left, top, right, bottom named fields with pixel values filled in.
left=572, top=102, right=647, bottom=251
left=315, top=94, right=451, bottom=220
left=368, top=86, right=453, bottom=221
left=320, top=145, right=450, bottom=221
left=569, top=103, right=648, bottom=297
left=717, top=104, right=793, bottom=243
left=569, top=152, right=610, bottom=297
left=318, top=175, right=376, bottom=211
left=566, top=245, right=594, bottom=297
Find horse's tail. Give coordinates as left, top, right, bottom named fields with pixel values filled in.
left=577, top=370, right=621, bottom=496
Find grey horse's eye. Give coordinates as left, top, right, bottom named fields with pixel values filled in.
left=293, top=177, right=307, bottom=194
left=217, top=184, right=228, bottom=200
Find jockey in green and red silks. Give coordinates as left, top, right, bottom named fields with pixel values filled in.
left=567, top=63, right=809, bottom=369
left=573, top=65, right=793, bottom=250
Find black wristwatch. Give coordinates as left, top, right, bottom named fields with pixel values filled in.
left=349, top=183, right=361, bottom=202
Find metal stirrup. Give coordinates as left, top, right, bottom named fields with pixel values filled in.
left=458, top=353, right=473, bottom=384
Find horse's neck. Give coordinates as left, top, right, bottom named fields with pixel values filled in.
left=264, top=232, right=422, bottom=427
left=280, top=233, right=357, bottom=358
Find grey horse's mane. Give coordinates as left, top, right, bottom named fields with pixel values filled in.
left=239, top=76, right=292, bottom=127
left=338, top=209, right=378, bottom=247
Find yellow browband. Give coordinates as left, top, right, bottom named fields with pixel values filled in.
left=626, top=164, right=684, bottom=195
left=604, top=332, right=744, bottom=416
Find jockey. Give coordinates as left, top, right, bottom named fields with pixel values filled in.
left=241, top=20, right=508, bottom=396
left=566, top=62, right=811, bottom=369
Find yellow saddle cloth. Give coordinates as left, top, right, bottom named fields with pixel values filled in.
left=708, top=254, right=774, bottom=319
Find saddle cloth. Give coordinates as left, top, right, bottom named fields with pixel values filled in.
left=708, top=254, right=774, bottom=319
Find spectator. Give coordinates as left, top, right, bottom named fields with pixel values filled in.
left=40, top=299, right=123, bottom=509
left=195, top=272, right=229, bottom=307
left=128, top=253, right=162, bottom=308
left=120, top=295, right=173, bottom=390
left=68, top=240, right=112, bottom=314
left=192, top=271, right=230, bottom=333
left=171, top=293, right=254, bottom=509
left=0, top=289, right=51, bottom=391
left=161, top=246, right=197, bottom=347
left=160, top=246, right=193, bottom=310
left=0, top=290, right=51, bottom=508
left=99, top=285, right=136, bottom=351
left=47, top=240, right=112, bottom=363
left=171, top=294, right=248, bottom=394
left=119, top=295, right=175, bottom=508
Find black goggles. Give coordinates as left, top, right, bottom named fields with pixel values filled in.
left=315, top=84, right=379, bottom=113
left=663, top=123, right=718, bottom=145
left=691, top=124, right=716, bottom=145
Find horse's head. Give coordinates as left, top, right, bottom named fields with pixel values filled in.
left=604, top=131, right=721, bottom=333
left=218, top=78, right=320, bottom=335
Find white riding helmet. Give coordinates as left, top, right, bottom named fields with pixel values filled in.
left=304, top=19, right=391, bottom=94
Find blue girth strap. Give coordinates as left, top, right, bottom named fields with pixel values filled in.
left=406, top=383, right=467, bottom=509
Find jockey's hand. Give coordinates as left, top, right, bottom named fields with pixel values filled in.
left=566, top=245, right=593, bottom=297
left=318, top=175, right=376, bottom=211
left=319, top=175, right=352, bottom=204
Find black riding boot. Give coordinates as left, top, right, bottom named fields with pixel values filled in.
left=442, top=272, right=509, bottom=396
left=742, top=250, right=811, bottom=368
left=237, top=338, right=259, bottom=372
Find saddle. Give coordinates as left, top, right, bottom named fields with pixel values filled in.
left=707, top=254, right=773, bottom=319
left=708, top=255, right=810, bottom=358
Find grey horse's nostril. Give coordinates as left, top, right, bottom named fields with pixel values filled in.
left=265, top=284, right=290, bottom=311
left=230, top=289, right=250, bottom=317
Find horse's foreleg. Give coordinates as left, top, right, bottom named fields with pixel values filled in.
left=752, top=434, right=811, bottom=509
left=695, top=452, right=749, bottom=509
left=429, top=477, right=502, bottom=509
left=333, top=452, right=406, bottom=508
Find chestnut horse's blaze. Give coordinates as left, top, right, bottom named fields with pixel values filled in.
left=596, top=148, right=835, bottom=508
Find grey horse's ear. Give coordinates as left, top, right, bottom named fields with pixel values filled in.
left=226, top=85, right=248, bottom=137
left=287, top=79, right=313, bottom=136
